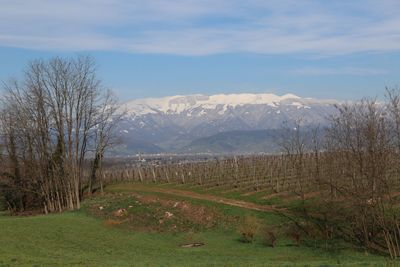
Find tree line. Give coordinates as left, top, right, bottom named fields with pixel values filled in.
left=0, top=56, right=120, bottom=213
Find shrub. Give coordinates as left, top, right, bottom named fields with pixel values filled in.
left=285, top=223, right=302, bottom=246
left=262, top=226, right=278, bottom=247
left=238, top=216, right=260, bottom=243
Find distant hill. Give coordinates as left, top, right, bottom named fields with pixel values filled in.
left=183, top=129, right=283, bottom=154
left=111, top=138, right=164, bottom=156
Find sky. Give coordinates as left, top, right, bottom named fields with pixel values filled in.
left=0, top=0, right=399, bottom=101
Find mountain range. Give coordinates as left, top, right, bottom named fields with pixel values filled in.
left=114, top=93, right=338, bottom=155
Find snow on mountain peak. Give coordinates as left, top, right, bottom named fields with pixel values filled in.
left=122, top=92, right=305, bottom=116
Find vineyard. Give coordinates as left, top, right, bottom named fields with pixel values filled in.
left=103, top=154, right=307, bottom=193
left=102, top=151, right=400, bottom=197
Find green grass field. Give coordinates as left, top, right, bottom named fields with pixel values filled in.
left=0, top=183, right=392, bottom=266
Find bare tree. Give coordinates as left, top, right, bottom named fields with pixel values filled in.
left=280, top=96, right=400, bottom=258
left=88, top=90, right=122, bottom=195
left=279, top=119, right=308, bottom=200
left=0, top=55, right=120, bottom=213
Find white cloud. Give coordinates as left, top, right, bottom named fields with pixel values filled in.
left=1, top=0, right=400, bottom=55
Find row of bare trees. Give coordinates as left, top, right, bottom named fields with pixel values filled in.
left=0, top=56, right=120, bottom=213
left=282, top=88, right=400, bottom=258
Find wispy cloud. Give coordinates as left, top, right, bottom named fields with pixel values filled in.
left=292, top=67, right=389, bottom=76
left=1, top=0, right=400, bottom=55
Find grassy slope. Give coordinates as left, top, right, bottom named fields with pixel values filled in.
left=0, top=184, right=390, bottom=267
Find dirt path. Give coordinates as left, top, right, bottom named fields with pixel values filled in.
left=118, top=184, right=281, bottom=212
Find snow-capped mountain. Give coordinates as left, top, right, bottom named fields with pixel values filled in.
left=122, top=93, right=333, bottom=116
left=115, top=93, right=338, bottom=154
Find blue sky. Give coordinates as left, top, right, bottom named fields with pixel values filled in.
left=0, top=0, right=399, bottom=100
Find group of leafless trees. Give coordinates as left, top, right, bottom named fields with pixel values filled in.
left=0, top=56, right=120, bottom=213
left=282, top=88, right=400, bottom=258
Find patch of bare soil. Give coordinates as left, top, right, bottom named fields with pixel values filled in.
left=87, top=192, right=227, bottom=233
left=104, top=219, right=126, bottom=226
left=112, top=208, right=127, bottom=217
left=180, top=242, right=205, bottom=248
left=155, top=198, right=219, bottom=228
